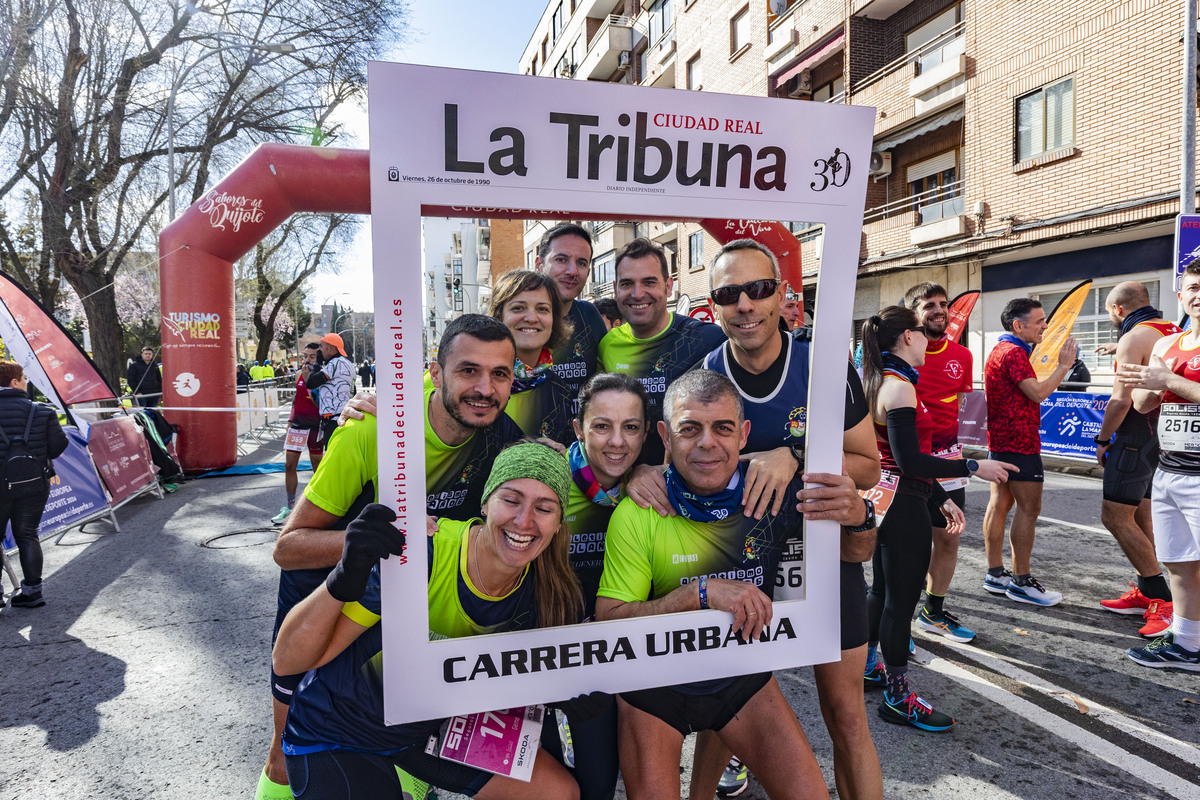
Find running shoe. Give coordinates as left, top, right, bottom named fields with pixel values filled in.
left=1125, top=632, right=1200, bottom=672
left=271, top=506, right=291, bottom=525
left=878, top=690, right=955, bottom=731
left=1005, top=576, right=1063, bottom=607
left=863, top=661, right=887, bottom=689
left=908, top=636, right=916, bottom=655
left=1100, top=583, right=1151, bottom=615
left=983, top=569, right=1013, bottom=595
left=1138, top=600, right=1173, bottom=639
left=716, top=756, right=749, bottom=797
left=917, top=608, right=977, bottom=643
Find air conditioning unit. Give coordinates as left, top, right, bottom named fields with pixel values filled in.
left=617, top=50, right=632, bottom=71
left=869, top=151, right=893, bottom=179
left=786, top=68, right=812, bottom=98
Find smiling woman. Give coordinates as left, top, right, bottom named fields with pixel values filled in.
left=487, top=270, right=577, bottom=448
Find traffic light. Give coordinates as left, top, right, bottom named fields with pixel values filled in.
left=452, top=278, right=462, bottom=294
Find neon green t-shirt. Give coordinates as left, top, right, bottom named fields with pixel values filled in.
left=303, top=415, right=378, bottom=515
left=596, top=491, right=800, bottom=604
left=565, top=483, right=617, bottom=618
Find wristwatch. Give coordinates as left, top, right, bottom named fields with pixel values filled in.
left=1093, top=434, right=1112, bottom=445
left=846, top=497, right=876, bottom=532
left=965, top=458, right=979, bottom=475
left=789, top=445, right=804, bottom=467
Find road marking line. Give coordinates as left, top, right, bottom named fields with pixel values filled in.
left=916, top=640, right=1200, bottom=772
left=923, top=654, right=1200, bottom=797
left=1039, top=515, right=1109, bottom=535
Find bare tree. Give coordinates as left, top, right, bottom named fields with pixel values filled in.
left=0, top=0, right=405, bottom=385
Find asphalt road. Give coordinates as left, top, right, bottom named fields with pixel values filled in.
left=1, top=446, right=1196, bottom=799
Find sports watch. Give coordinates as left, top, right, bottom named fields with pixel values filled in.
left=965, top=458, right=979, bottom=475
left=846, top=497, right=876, bottom=532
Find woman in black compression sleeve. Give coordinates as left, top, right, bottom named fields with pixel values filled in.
left=860, top=307, right=1013, bottom=733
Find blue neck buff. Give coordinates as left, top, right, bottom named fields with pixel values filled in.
left=880, top=351, right=920, bottom=385
left=1118, top=306, right=1162, bottom=339
left=665, top=462, right=746, bottom=522
left=998, top=332, right=1033, bottom=355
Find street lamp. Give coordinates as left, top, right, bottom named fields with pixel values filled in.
left=167, top=40, right=296, bottom=218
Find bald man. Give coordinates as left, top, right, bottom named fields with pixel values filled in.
left=1093, top=282, right=1180, bottom=636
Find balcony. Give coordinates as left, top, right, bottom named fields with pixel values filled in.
left=578, top=14, right=633, bottom=80
left=853, top=22, right=965, bottom=136
left=641, top=25, right=676, bottom=89
left=862, top=180, right=967, bottom=255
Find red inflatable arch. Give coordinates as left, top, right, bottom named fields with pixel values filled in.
left=159, top=144, right=803, bottom=472
left=159, top=144, right=370, bottom=472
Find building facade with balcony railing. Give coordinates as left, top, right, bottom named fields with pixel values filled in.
left=522, top=0, right=1189, bottom=384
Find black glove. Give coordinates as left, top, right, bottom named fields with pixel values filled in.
left=551, top=691, right=614, bottom=726
left=325, top=503, right=405, bottom=602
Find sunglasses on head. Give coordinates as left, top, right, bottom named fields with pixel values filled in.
left=709, top=278, right=780, bottom=306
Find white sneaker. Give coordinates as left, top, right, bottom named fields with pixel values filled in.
left=1005, top=576, right=1063, bottom=607
left=271, top=506, right=291, bottom=525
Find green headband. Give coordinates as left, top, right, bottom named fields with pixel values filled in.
left=482, top=442, right=571, bottom=514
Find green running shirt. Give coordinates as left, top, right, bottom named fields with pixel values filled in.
left=598, top=313, right=726, bottom=465
left=565, top=483, right=618, bottom=618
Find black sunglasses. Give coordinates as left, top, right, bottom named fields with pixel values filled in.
left=909, top=326, right=927, bottom=337
left=709, top=278, right=780, bottom=306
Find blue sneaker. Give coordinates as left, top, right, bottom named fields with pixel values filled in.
left=984, top=569, right=1013, bottom=595
left=863, top=660, right=887, bottom=689
left=1005, top=576, right=1063, bottom=607
left=1125, top=632, right=1200, bottom=672
left=878, top=690, right=955, bottom=731
left=909, top=636, right=916, bottom=655
left=917, top=608, right=977, bottom=643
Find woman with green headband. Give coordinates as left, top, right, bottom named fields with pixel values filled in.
left=272, top=440, right=585, bottom=800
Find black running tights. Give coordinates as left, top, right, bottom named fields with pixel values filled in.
left=866, top=491, right=934, bottom=670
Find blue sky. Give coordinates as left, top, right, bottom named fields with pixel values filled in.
left=308, top=0, right=550, bottom=312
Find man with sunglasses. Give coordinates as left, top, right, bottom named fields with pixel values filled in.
left=599, top=237, right=726, bottom=468
left=694, top=239, right=884, bottom=800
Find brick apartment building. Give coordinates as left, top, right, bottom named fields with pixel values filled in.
left=521, top=0, right=1193, bottom=382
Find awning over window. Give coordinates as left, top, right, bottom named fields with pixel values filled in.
left=874, top=105, right=964, bottom=151
left=773, top=31, right=844, bottom=86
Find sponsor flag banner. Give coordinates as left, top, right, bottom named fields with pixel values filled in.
left=1030, top=279, right=1091, bottom=380
left=945, top=290, right=979, bottom=344
left=87, top=417, right=157, bottom=504
left=700, top=219, right=803, bottom=289
left=370, top=63, right=875, bottom=723
left=0, top=270, right=117, bottom=437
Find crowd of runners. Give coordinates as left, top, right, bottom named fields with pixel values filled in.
left=251, top=222, right=1200, bottom=800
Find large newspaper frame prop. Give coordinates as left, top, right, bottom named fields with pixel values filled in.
left=370, top=63, right=873, bottom=724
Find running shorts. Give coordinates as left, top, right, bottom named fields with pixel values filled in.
left=1150, top=470, right=1200, bottom=562
left=1103, top=434, right=1158, bottom=506
left=840, top=560, right=868, bottom=651
left=618, top=672, right=772, bottom=736
left=988, top=451, right=1044, bottom=483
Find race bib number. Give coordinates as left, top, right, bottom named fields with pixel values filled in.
left=933, top=444, right=969, bottom=491
left=1158, top=404, right=1200, bottom=453
left=860, top=469, right=899, bottom=522
left=284, top=427, right=309, bottom=452
left=430, top=706, right=544, bottom=782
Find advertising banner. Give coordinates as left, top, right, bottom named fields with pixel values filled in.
left=369, top=63, right=875, bottom=723
left=1174, top=213, right=1200, bottom=291
left=1038, top=391, right=1108, bottom=460
left=1030, top=279, right=1090, bottom=380
left=3, top=429, right=111, bottom=551
left=955, top=390, right=1108, bottom=460
left=87, top=417, right=157, bottom=504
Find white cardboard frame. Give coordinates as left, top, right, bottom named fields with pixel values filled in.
left=369, top=62, right=875, bottom=724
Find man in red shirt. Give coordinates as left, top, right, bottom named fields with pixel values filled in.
left=906, top=282, right=976, bottom=642
left=982, top=298, right=1076, bottom=607
left=272, top=342, right=325, bottom=525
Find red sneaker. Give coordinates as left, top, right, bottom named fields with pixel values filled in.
left=1100, top=583, right=1151, bottom=615
left=1139, top=600, right=1173, bottom=638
